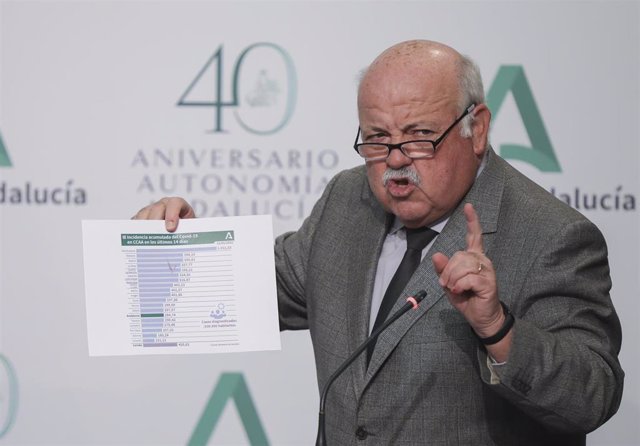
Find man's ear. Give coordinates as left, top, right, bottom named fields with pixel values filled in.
left=470, top=104, right=491, bottom=156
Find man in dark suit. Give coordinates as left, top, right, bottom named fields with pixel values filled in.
left=135, top=40, right=623, bottom=445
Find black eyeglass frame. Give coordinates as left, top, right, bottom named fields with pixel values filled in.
left=353, top=103, right=476, bottom=161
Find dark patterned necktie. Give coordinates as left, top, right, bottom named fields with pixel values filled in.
left=367, top=226, right=438, bottom=365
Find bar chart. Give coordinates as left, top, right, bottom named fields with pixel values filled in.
left=83, top=216, right=280, bottom=356
left=122, top=231, right=239, bottom=349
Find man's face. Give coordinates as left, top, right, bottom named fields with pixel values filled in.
left=358, top=68, right=486, bottom=228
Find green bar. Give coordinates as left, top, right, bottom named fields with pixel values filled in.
left=121, top=231, right=234, bottom=246
left=141, top=313, right=164, bottom=318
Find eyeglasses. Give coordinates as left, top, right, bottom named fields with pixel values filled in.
left=353, top=103, right=476, bottom=161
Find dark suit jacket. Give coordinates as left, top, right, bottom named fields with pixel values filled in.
left=275, top=149, right=623, bottom=445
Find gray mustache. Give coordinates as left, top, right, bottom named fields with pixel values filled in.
left=382, top=167, right=421, bottom=186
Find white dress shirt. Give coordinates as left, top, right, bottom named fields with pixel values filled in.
left=368, top=217, right=448, bottom=334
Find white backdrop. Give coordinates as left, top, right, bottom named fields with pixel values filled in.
left=0, top=1, right=638, bottom=444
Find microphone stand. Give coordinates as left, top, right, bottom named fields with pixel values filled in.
left=315, top=290, right=427, bottom=446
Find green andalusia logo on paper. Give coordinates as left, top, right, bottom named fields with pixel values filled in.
left=0, top=131, right=11, bottom=167
left=487, top=65, right=561, bottom=173
left=189, top=373, right=269, bottom=446
left=178, top=43, right=296, bottom=135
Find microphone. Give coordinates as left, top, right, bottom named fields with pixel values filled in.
left=315, top=290, right=427, bottom=446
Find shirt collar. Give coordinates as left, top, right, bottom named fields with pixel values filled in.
left=388, top=214, right=448, bottom=236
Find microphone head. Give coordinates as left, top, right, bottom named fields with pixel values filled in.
left=413, top=290, right=427, bottom=302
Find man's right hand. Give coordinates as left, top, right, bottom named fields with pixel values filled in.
left=132, top=197, right=196, bottom=232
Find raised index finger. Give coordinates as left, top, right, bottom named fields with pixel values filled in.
left=464, top=202, right=484, bottom=253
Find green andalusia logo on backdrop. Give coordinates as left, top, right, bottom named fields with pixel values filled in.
left=486, top=65, right=562, bottom=173
left=0, top=127, right=86, bottom=205
left=0, top=131, right=11, bottom=167
left=177, top=43, right=296, bottom=135
left=189, top=373, right=269, bottom=446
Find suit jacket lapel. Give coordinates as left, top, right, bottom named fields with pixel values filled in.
left=344, top=177, right=389, bottom=398
left=361, top=148, right=505, bottom=395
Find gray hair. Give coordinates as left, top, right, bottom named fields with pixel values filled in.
left=457, top=54, right=485, bottom=138
left=356, top=53, right=486, bottom=139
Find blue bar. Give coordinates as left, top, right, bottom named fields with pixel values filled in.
left=140, top=306, right=165, bottom=312
left=138, top=279, right=179, bottom=284
left=140, top=319, right=165, bottom=324
left=135, top=267, right=182, bottom=271
left=136, top=251, right=186, bottom=256
left=136, top=254, right=185, bottom=260
left=134, top=272, right=181, bottom=277
left=136, top=247, right=218, bottom=253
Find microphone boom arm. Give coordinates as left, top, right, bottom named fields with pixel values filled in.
left=315, top=290, right=427, bottom=446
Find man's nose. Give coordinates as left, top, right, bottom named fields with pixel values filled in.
left=386, top=145, right=413, bottom=169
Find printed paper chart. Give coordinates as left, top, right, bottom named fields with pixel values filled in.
left=82, top=216, right=280, bottom=356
